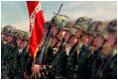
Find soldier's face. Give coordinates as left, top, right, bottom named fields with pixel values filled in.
left=1, top=33, right=5, bottom=40
left=22, top=40, right=28, bottom=48
left=51, top=37, right=58, bottom=46
left=107, top=33, right=116, bottom=46
left=75, top=29, right=83, bottom=38
left=69, top=36, right=78, bottom=47
left=4, top=35, right=8, bottom=41
left=80, top=35, right=89, bottom=46
left=58, top=30, right=66, bottom=41
left=7, top=35, right=13, bottom=43
left=88, top=35, right=94, bottom=45
left=51, top=26, right=58, bottom=36
left=64, top=30, right=71, bottom=41
left=92, top=35, right=104, bottom=48
left=102, top=41, right=112, bottom=57
left=16, top=38, right=23, bottom=47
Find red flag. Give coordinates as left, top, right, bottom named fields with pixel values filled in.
left=26, top=1, right=45, bottom=57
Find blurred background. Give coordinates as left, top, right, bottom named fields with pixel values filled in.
left=1, top=1, right=117, bottom=31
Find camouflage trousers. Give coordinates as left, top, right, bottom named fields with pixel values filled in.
left=1, top=60, right=9, bottom=79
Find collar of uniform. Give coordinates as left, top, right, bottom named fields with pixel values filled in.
left=53, top=48, right=59, bottom=55
left=19, top=48, right=24, bottom=53
left=3, top=41, right=7, bottom=44
left=111, top=49, right=117, bottom=57
left=66, top=47, right=71, bottom=56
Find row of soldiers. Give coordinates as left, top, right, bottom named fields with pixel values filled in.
left=1, top=25, right=31, bottom=79
left=1, top=15, right=117, bottom=79
left=31, top=16, right=117, bottom=79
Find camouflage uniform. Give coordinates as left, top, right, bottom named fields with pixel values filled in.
left=85, top=21, right=105, bottom=78
left=97, top=48, right=117, bottom=79
left=1, top=25, right=16, bottom=79
left=43, top=27, right=59, bottom=65
left=96, top=24, right=117, bottom=79
left=1, top=41, right=9, bottom=78
left=43, top=45, right=58, bottom=65
left=75, top=45, right=93, bottom=79
left=17, top=32, right=31, bottom=78
left=36, top=15, right=72, bottom=79
left=66, top=17, right=92, bottom=79
left=12, top=30, right=25, bottom=78
left=66, top=42, right=83, bottom=78
left=91, top=42, right=107, bottom=79
left=49, top=44, right=68, bottom=79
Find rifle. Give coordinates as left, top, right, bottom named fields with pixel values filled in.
left=36, top=3, right=63, bottom=65
left=31, top=4, right=63, bottom=78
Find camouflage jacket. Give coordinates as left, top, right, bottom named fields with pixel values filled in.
left=91, top=51, right=105, bottom=79
left=98, top=50, right=117, bottom=79
left=75, top=45, right=92, bottom=79
left=66, top=43, right=83, bottom=79
left=49, top=46, right=68, bottom=79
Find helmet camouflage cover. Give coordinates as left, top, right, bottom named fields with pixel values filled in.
left=95, top=21, right=109, bottom=39
left=23, top=31, right=31, bottom=40
left=8, top=29, right=17, bottom=37
left=52, top=14, right=71, bottom=28
left=74, top=16, right=92, bottom=32
left=107, top=19, right=117, bottom=33
left=64, top=20, right=75, bottom=28
left=16, top=30, right=24, bottom=39
left=2, top=25, right=15, bottom=35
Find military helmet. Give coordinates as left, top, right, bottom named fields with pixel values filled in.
left=23, top=32, right=31, bottom=40
left=16, top=30, right=24, bottom=39
left=107, top=25, right=117, bottom=33
left=86, top=21, right=108, bottom=39
left=5, top=25, right=15, bottom=30
left=51, top=14, right=71, bottom=28
left=107, top=19, right=117, bottom=33
left=7, top=26, right=16, bottom=36
left=64, top=20, right=75, bottom=28
left=87, top=21, right=102, bottom=35
left=108, top=19, right=117, bottom=27
left=89, top=21, right=102, bottom=32
left=95, top=31, right=108, bottom=40
left=107, top=25, right=117, bottom=38
left=61, top=27, right=75, bottom=36
left=61, top=20, right=75, bottom=32
left=70, top=28, right=78, bottom=35
left=74, top=16, right=92, bottom=32
left=95, top=22, right=109, bottom=40
left=97, top=21, right=109, bottom=32
left=2, top=25, right=15, bottom=35
left=8, top=29, right=17, bottom=37
left=2, top=27, right=8, bottom=34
